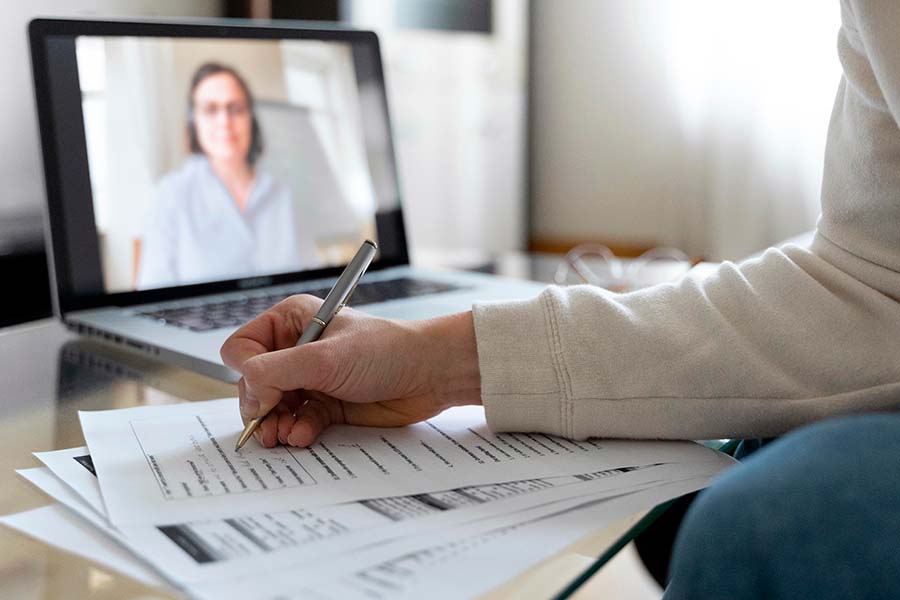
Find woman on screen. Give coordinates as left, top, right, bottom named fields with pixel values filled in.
left=137, top=62, right=319, bottom=290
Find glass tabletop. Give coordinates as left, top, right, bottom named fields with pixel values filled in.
left=0, top=320, right=234, bottom=599
left=0, top=253, right=712, bottom=598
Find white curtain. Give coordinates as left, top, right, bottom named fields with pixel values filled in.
left=659, top=1, right=842, bottom=260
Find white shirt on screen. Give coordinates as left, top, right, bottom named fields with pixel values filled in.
left=137, top=155, right=320, bottom=290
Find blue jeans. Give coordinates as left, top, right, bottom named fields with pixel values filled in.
left=664, top=413, right=900, bottom=599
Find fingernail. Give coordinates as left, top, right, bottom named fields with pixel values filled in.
left=241, top=399, right=259, bottom=419
left=288, top=423, right=310, bottom=447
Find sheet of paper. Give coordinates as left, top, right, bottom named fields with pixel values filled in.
left=190, top=474, right=715, bottom=600
left=3, top=475, right=703, bottom=600
left=17, top=466, right=108, bottom=524
left=0, top=504, right=166, bottom=590
left=16, top=452, right=731, bottom=599
left=80, top=398, right=717, bottom=526
left=34, top=446, right=106, bottom=516
left=122, top=462, right=707, bottom=584
left=31, top=446, right=733, bottom=586
left=15, top=467, right=181, bottom=591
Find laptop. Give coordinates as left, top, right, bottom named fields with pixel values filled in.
left=29, top=17, right=544, bottom=382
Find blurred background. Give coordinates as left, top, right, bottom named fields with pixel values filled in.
left=0, top=0, right=841, bottom=325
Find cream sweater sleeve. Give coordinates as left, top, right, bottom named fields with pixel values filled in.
left=473, top=0, right=900, bottom=440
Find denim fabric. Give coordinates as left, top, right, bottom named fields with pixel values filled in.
left=664, top=413, right=900, bottom=599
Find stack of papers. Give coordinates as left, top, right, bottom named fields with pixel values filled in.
left=3, top=398, right=734, bottom=599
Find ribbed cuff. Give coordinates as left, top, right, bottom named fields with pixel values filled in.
left=472, top=290, right=567, bottom=437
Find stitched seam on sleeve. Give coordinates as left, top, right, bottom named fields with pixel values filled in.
left=539, top=292, right=565, bottom=436
left=552, top=295, right=575, bottom=438
left=542, top=291, right=573, bottom=438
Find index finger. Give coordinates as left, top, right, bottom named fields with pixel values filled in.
left=220, top=294, right=323, bottom=371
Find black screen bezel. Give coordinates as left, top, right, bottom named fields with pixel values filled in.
left=29, top=17, right=409, bottom=316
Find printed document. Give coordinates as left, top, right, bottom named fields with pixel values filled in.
left=27, top=445, right=731, bottom=585
left=190, top=475, right=715, bottom=600
left=34, top=446, right=105, bottom=518
left=80, top=398, right=713, bottom=526
left=14, top=460, right=725, bottom=599
left=122, top=461, right=716, bottom=584
left=7, top=466, right=715, bottom=600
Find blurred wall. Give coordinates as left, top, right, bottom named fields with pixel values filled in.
left=349, top=0, right=528, bottom=258
left=530, top=1, right=685, bottom=254
left=530, top=1, right=841, bottom=260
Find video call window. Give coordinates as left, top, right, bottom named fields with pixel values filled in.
left=76, top=36, right=380, bottom=293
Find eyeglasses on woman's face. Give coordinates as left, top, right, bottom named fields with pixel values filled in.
left=193, top=101, right=249, bottom=120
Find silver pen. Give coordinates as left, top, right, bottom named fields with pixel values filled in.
left=234, top=239, right=378, bottom=451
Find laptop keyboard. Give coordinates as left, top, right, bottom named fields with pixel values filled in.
left=137, top=277, right=462, bottom=332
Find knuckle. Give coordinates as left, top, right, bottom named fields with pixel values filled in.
left=281, top=295, right=324, bottom=333
left=283, top=293, right=322, bottom=312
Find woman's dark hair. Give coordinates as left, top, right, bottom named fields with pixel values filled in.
left=187, top=62, right=263, bottom=166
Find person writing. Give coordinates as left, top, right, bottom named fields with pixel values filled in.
left=138, top=62, right=319, bottom=290
left=221, top=1, right=900, bottom=596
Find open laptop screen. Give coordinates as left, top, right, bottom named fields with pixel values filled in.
left=31, top=21, right=407, bottom=312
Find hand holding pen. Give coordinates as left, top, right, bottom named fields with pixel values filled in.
left=220, top=242, right=483, bottom=451
left=234, top=240, right=378, bottom=450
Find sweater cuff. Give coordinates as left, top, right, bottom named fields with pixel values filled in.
left=472, top=290, right=567, bottom=437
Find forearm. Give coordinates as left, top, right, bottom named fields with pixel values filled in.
left=474, top=239, right=900, bottom=440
